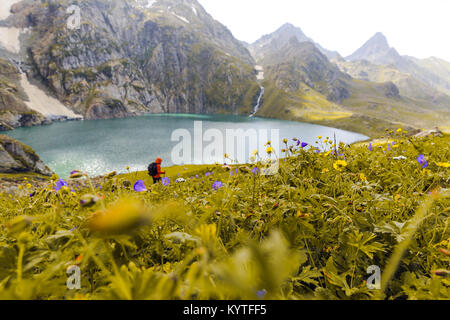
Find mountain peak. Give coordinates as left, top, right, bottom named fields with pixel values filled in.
left=368, top=32, right=389, bottom=48
left=347, top=32, right=398, bottom=63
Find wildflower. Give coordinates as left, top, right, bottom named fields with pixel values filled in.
left=301, top=142, right=308, bottom=148
left=126, top=166, right=130, bottom=171
left=133, top=180, right=147, bottom=192
left=368, top=143, right=373, bottom=152
left=318, top=136, right=322, bottom=139
left=283, top=138, right=288, bottom=144
left=161, top=177, right=170, bottom=186
left=224, top=153, right=229, bottom=159
left=26, top=184, right=32, bottom=189
left=322, top=168, right=329, bottom=174
left=397, top=128, right=402, bottom=133
left=252, top=167, right=260, bottom=175
left=256, top=289, right=267, bottom=299
left=88, top=198, right=150, bottom=234
left=176, top=178, right=186, bottom=183
left=333, top=160, right=348, bottom=172
left=252, top=149, right=259, bottom=156
left=433, top=269, right=450, bottom=277
left=266, top=147, right=274, bottom=154
left=393, top=156, right=407, bottom=160
left=436, top=162, right=450, bottom=168
left=205, top=172, right=212, bottom=177
left=105, top=171, right=117, bottom=179
left=265, top=141, right=271, bottom=146
left=80, top=194, right=100, bottom=208
left=416, top=155, right=428, bottom=168
left=69, top=170, right=84, bottom=179
left=360, top=173, right=367, bottom=182
left=213, top=181, right=223, bottom=191
left=54, top=179, right=69, bottom=191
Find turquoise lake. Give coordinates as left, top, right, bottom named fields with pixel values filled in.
left=5, top=114, right=369, bottom=177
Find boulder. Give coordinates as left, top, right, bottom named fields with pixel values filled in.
left=0, top=135, right=53, bottom=176
left=413, top=127, right=443, bottom=138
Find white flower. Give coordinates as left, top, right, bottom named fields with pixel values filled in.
left=393, top=156, right=407, bottom=160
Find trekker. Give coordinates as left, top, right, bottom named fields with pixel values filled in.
left=148, top=157, right=166, bottom=184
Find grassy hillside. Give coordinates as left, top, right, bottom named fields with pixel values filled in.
left=0, top=131, right=449, bottom=300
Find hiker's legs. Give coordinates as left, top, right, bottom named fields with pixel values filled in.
left=153, top=177, right=161, bottom=184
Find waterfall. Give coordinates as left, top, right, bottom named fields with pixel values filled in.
left=250, top=86, right=264, bottom=117
left=9, top=58, right=24, bottom=74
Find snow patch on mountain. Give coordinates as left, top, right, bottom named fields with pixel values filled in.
left=0, top=0, right=21, bottom=20
left=20, top=74, right=82, bottom=120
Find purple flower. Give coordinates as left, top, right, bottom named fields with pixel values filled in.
left=416, top=155, right=428, bottom=168
left=213, top=181, right=223, bottom=191
left=252, top=167, right=260, bottom=175
left=162, top=177, right=170, bottom=186
left=54, top=179, right=68, bottom=191
left=301, top=142, right=308, bottom=148
left=195, top=175, right=199, bottom=179
left=388, top=144, right=391, bottom=151
left=296, top=140, right=301, bottom=146
left=133, top=180, right=147, bottom=192
left=256, top=289, right=267, bottom=299
left=205, top=172, right=212, bottom=177
left=369, top=143, right=373, bottom=152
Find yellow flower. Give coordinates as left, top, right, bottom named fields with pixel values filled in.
left=324, top=151, right=331, bottom=157
left=266, top=147, right=274, bottom=154
left=26, top=184, right=32, bottom=189
left=397, top=128, right=402, bottom=133
left=283, top=138, right=288, bottom=144
left=436, top=162, right=450, bottom=168
left=318, top=136, right=323, bottom=139
left=18, top=185, right=23, bottom=190
left=333, top=160, right=348, bottom=172
left=224, top=153, right=229, bottom=159
left=322, top=168, right=329, bottom=174
left=126, top=166, right=130, bottom=171
left=251, top=149, right=259, bottom=156
left=24, top=177, right=28, bottom=181
left=88, top=198, right=150, bottom=234
left=265, top=141, right=271, bottom=146
left=323, top=139, right=328, bottom=143
left=359, top=173, right=367, bottom=182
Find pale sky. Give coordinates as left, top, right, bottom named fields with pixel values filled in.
left=198, top=0, right=450, bottom=61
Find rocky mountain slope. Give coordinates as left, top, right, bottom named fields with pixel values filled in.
left=250, top=26, right=450, bottom=136
left=334, top=58, right=450, bottom=110
left=248, top=23, right=340, bottom=61
left=0, top=0, right=259, bottom=123
left=0, top=58, right=49, bottom=130
left=346, top=32, right=450, bottom=96
left=0, top=1, right=447, bottom=137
